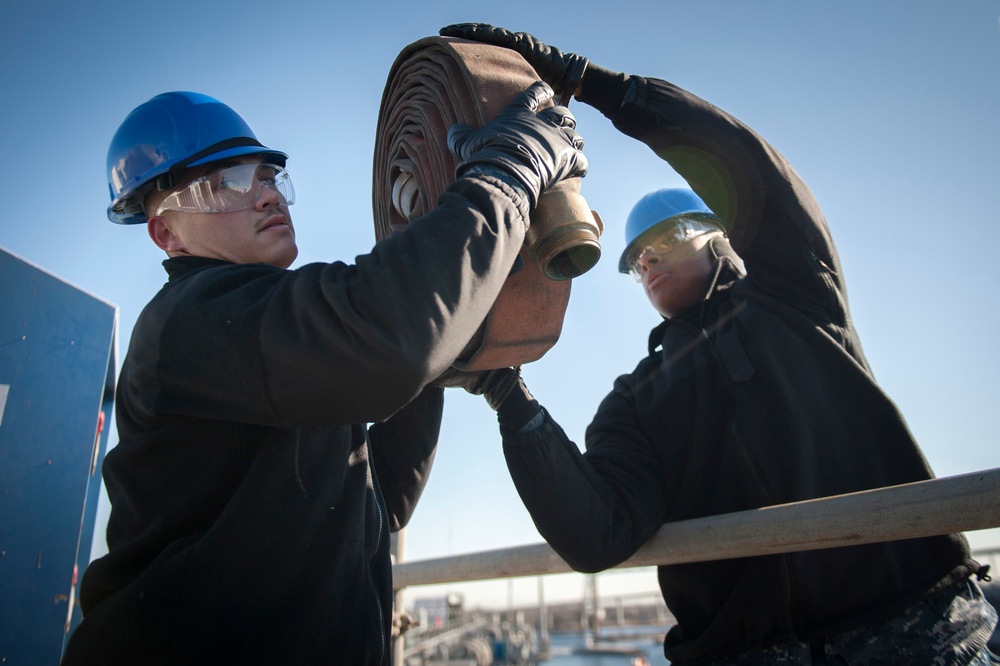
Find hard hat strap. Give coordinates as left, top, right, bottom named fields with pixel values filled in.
left=156, top=137, right=266, bottom=191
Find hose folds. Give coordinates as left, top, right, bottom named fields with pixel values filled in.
left=373, top=36, right=602, bottom=371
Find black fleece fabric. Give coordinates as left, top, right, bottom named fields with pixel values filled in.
left=63, top=173, right=531, bottom=665
left=502, top=73, right=980, bottom=665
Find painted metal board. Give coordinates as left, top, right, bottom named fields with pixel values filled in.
left=0, top=246, right=117, bottom=664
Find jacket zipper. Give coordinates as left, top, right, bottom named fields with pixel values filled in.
left=374, top=491, right=386, bottom=665
left=367, top=429, right=387, bottom=665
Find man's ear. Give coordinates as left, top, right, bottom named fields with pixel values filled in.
left=147, top=215, right=185, bottom=254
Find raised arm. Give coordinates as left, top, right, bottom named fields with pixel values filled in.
left=125, top=83, right=588, bottom=428
left=442, top=24, right=850, bottom=322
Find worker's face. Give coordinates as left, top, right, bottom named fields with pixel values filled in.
left=146, top=158, right=297, bottom=269
left=637, top=233, right=716, bottom=318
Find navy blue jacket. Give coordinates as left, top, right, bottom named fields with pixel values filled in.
left=65, top=172, right=531, bottom=666
left=502, top=72, right=979, bottom=664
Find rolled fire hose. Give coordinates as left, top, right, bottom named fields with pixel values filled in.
left=372, top=36, right=603, bottom=371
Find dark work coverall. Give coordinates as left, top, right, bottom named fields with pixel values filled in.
left=63, top=172, right=532, bottom=666
left=501, top=69, right=995, bottom=665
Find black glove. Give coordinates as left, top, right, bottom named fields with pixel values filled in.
left=433, top=366, right=541, bottom=432
left=440, top=23, right=588, bottom=105
left=432, top=366, right=522, bottom=410
left=448, top=81, right=587, bottom=208
left=441, top=23, right=632, bottom=116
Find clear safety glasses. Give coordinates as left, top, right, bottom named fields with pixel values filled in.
left=626, top=217, right=723, bottom=281
left=153, top=163, right=295, bottom=216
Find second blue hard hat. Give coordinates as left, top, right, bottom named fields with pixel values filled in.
left=618, top=188, right=723, bottom=274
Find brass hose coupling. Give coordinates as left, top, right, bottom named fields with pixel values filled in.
left=528, top=177, right=604, bottom=280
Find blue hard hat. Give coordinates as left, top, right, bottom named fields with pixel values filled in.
left=618, top=188, right=722, bottom=274
left=106, top=92, right=287, bottom=225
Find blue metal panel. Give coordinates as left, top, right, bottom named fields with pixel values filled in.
left=0, top=247, right=117, bottom=665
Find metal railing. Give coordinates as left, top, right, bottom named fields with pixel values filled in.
left=391, top=467, right=1000, bottom=663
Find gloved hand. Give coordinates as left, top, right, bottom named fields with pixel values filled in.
left=432, top=366, right=523, bottom=410
left=433, top=366, right=542, bottom=432
left=440, top=23, right=588, bottom=105
left=448, top=81, right=587, bottom=209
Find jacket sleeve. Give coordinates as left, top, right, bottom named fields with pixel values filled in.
left=502, top=377, right=667, bottom=573
left=368, top=385, right=444, bottom=531
left=580, top=68, right=849, bottom=323
left=128, top=173, right=530, bottom=427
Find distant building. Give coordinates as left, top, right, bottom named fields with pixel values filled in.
left=412, top=592, right=465, bottom=629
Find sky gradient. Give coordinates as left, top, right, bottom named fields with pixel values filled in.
left=2, top=1, right=998, bottom=607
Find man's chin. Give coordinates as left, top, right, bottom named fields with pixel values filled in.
left=275, top=245, right=298, bottom=269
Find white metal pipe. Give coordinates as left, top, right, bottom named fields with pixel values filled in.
left=393, top=467, right=1000, bottom=589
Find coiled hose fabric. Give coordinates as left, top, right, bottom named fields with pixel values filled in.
left=373, top=36, right=571, bottom=371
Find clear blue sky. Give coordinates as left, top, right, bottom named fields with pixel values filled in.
left=3, top=1, right=999, bottom=607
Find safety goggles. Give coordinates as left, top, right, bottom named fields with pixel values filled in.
left=153, top=162, right=295, bottom=216
left=625, top=217, right=723, bottom=281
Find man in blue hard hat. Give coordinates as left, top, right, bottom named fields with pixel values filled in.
left=616, top=188, right=726, bottom=319
left=438, top=23, right=999, bottom=666
left=62, top=86, right=586, bottom=665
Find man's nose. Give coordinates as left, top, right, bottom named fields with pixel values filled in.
left=255, top=180, right=282, bottom=208
left=638, top=251, right=661, bottom=271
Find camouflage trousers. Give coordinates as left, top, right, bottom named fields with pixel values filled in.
left=702, top=578, right=999, bottom=665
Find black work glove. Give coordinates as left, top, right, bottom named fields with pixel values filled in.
left=432, top=366, right=522, bottom=410
left=441, top=23, right=632, bottom=115
left=440, top=23, right=588, bottom=105
left=448, top=81, right=587, bottom=209
left=433, top=366, right=541, bottom=432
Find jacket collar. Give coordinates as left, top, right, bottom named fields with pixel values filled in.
left=163, top=255, right=233, bottom=280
